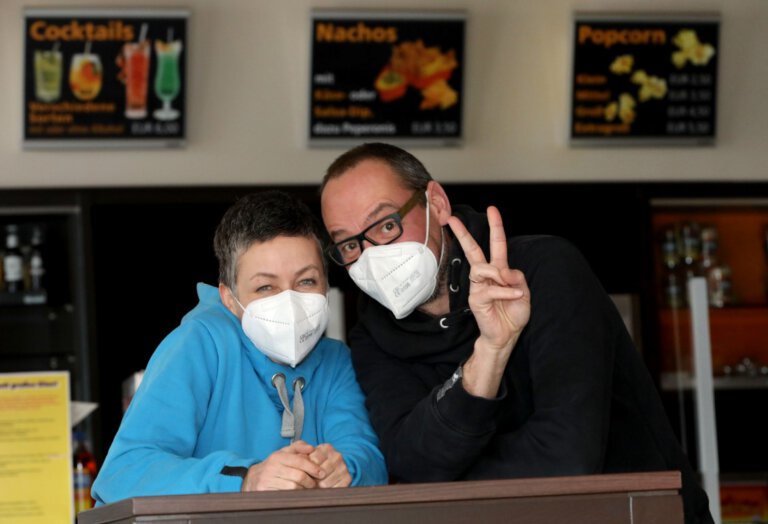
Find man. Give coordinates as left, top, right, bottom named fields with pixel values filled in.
left=320, top=143, right=713, bottom=524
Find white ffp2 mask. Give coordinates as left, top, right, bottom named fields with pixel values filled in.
left=235, top=290, right=329, bottom=367
left=349, top=193, right=442, bottom=319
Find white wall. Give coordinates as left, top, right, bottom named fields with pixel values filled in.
left=1, top=0, right=766, bottom=189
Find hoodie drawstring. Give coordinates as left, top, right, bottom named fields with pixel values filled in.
left=271, top=373, right=305, bottom=443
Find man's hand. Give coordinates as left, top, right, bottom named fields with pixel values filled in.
left=241, top=440, right=326, bottom=491
left=447, top=206, right=531, bottom=398
left=309, top=443, right=352, bottom=488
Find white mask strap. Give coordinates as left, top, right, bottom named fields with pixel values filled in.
left=423, top=190, right=431, bottom=246
left=423, top=190, right=445, bottom=267
left=231, top=292, right=246, bottom=312
left=438, top=226, right=445, bottom=266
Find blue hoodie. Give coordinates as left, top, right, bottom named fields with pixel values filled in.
left=92, top=283, right=387, bottom=503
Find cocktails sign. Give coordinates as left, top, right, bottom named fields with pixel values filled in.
left=309, top=10, right=465, bottom=147
left=570, top=13, right=719, bottom=146
left=23, top=8, right=187, bottom=148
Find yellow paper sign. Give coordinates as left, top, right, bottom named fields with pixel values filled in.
left=0, top=372, right=72, bottom=524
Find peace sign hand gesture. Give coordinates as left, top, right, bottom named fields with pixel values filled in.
left=447, top=206, right=531, bottom=398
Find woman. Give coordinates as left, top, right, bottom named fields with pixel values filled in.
left=92, top=191, right=387, bottom=503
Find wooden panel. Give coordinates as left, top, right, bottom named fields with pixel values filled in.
left=112, top=494, right=633, bottom=524
left=78, top=472, right=682, bottom=524
left=632, top=493, right=684, bottom=524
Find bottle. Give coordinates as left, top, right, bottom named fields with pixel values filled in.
left=708, top=264, right=733, bottom=308
left=3, top=225, right=23, bottom=293
left=73, top=431, right=97, bottom=514
left=680, top=221, right=702, bottom=281
left=663, top=269, right=685, bottom=309
left=699, top=225, right=722, bottom=306
left=660, top=227, right=684, bottom=308
left=699, top=225, right=719, bottom=273
left=661, top=228, right=680, bottom=270
left=27, top=226, right=45, bottom=292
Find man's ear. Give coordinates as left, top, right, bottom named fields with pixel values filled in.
left=427, top=180, right=452, bottom=225
left=219, top=284, right=240, bottom=317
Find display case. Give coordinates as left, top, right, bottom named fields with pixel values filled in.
left=650, top=199, right=768, bottom=523
left=0, top=204, right=93, bottom=424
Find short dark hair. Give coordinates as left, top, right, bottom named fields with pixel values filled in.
left=213, top=191, right=325, bottom=290
left=320, top=142, right=433, bottom=197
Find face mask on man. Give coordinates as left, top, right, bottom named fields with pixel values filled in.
left=233, top=290, right=329, bottom=367
left=349, top=192, right=444, bottom=320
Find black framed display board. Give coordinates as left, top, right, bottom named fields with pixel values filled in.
left=309, top=9, right=465, bottom=147
left=569, top=12, right=719, bottom=146
left=23, top=8, right=188, bottom=149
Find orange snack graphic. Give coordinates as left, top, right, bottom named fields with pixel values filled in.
left=420, top=79, right=457, bottom=110
left=374, top=39, right=458, bottom=109
left=375, top=67, right=407, bottom=102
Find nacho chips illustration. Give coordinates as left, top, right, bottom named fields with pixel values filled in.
left=375, top=39, right=458, bottom=109
left=420, top=79, right=457, bottom=110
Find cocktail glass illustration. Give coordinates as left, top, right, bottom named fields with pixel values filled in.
left=153, top=39, right=182, bottom=121
left=122, top=41, right=151, bottom=118
left=69, top=42, right=102, bottom=101
left=34, top=45, right=62, bottom=102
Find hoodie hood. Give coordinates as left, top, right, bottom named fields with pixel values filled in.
left=355, top=205, right=490, bottom=365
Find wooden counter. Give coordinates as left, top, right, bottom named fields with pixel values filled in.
left=78, top=471, right=683, bottom=524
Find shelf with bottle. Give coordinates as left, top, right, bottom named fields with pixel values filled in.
left=651, top=203, right=768, bottom=391
left=652, top=204, right=768, bottom=309
left=73, top=429, right=98, bottom=514
left=0, top=222, right=48, bottom=306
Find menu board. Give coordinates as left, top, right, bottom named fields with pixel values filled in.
left=570, top=13, right=719, bottom=145
left=0, top=372, right=72, bottom=524
left=23, top=8, right=187, bottom=149
left=309, top=10, right=465, bottom=147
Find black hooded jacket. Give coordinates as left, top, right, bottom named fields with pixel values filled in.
left=349, top=205, right=713, bottom=524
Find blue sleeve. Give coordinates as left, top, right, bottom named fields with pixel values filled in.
left=91, top=322, right=253, bottom=504
left=319, top=341, right=388, bottom=487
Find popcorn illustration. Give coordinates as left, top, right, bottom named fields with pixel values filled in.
left=604, top=94, right=636, bottom=124
left=609, top=54, right=634, bottom=75
left=618, top=93, right=636, bottom=124
left=631, top=70, right=667, bottom=102
left=672, top=29, right=716, bottom=68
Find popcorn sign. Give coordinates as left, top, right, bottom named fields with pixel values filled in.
left=569, top=13, right=719, bottom=146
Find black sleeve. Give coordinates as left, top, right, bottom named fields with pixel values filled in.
left=465, top=236, right=620, bottom=478
left=349, top=323, right=504, bottom=482
left=351, top=236, right=622, bottom=481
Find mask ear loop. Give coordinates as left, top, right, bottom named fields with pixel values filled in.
left=231, top=292, right=247, bottom=313
left=423, top=190, right=431, bottom=246
left=423, top=190, right=445, bottom=266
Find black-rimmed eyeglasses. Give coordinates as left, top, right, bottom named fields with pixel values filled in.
left=327, top=190, right=423, bottom=266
